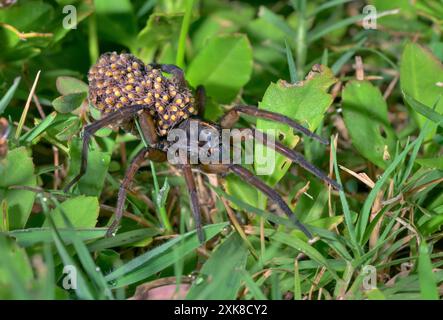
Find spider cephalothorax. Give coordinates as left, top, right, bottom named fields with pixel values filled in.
left=65, top=52, right=341, bottom=242
left=88, top=52, right=196, bottom=136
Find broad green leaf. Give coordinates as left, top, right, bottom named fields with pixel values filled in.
left=137, top=13, right=183, bottom=62
left=186, top=233, right=248, bottom=299
left=192, top=8, right=255, bottom=52
left=52, top=92, right=87, bottom=114
left=0, top=1, right=52, bottom=31
left=416, top=157, right=443, bottom=170
left=418, top=240, right=439, bottom=300
left=370, top=0, right=425, bottom=32
left=0, top=235, right=34, bottom=299
left=0, top=147, right=36, bottom=230
left=400, top=43, right=443, bottom=131
left=256, top=65, right=337, bottom=186
left=43, top=196, right=99, bottom=228
left=342, top=81, right=396, bottom=169
left=65, top=138, right=111, bottom=197
left=105, top=223, right=228, bottom=287
left=187, top=34, right=253, bottom=103
left=55, top=76, right=88, bottom=95
left=94, top=0, right=137, bottom=50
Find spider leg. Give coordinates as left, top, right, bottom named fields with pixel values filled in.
left=219, top=105, right=329, bottom=145
left=149, top=63, right=186, bottom=88
left=107, top=147, right=167, bottom=237
left=237, top=128, right=342, bottom=190
left=137, top=110, right=158, bottom=145
left=195, top=85, right=206, bottom=117
left=64, top=104, right=147, bottom=193
left=182, top=163, right=205, bottom=243
left=228, top=164, right=312, bottom=239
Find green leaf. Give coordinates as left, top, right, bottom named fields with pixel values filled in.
left=65, top=138, right=111, bottom=197
left=94, top=0, right=137, bottom=50
left=0, top=77, right=21, bottom=114
left=400, top=43, right=443, bottom=130
left=0, top=1, right=52, bottom=31
left=52, top=92, right=87, bottom=114
left=342, top=81, right=396, bottom=169
left=55, top=76, right=88, bottom=95
left=0, top=147, right=36, bottom=230
left=20, top=111, right=57, bottom=143
left=416, top=157, right=443, bottom=170
left=87, top=228, right=161, bottom=252
left=137, top=13, right=183, bottom=62
left=7, top=228, right=107, bottom=248
left=0, top=235, right=34, bottom=299
left=269, top=230, right=341, bottom=281
left=187, top=34, right=253, bottom=103
left=186, top=233, right=248, bottom=299
left=403, top=94, right=443, bottom=127
left=105, top=223, right=228, bottom=287
left=256, top=65, right=337, bottom=186
left=43, top=196, right=99, bottom=228
left=418, top=240, right=439, bottom=300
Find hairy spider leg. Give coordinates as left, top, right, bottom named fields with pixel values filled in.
left=238, top=128, right=342, bottom=191
left=220, top=105, right=329, bottom=145
left=228, top=164, right=312, bottom=238
left=137, top=111, right=159, bottom=145
left=64, top=104, right=149, bottom=193
left=149, top=63, right=187, bottom=89
left=107, top=146, right=167, bottom=237
left=195, top=85, right=206, bottom=117
left=198, top=163, right=312, bottom=239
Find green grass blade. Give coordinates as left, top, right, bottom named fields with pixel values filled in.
left=331, top=137, right=360, bottom=256
left=186, top=232, right=248, bottom=299
left=309, top=0, right=354, bottom=17
left=0, top=77, right=21, bottom=115
left=105, top=223, right=228, bottom=287
left=418, top=240, right=439, bottom=300
left=241, top=270, right=268, bottom=300
left=285, top=40, right=298, bottom=83
left=356, top=139, right=419, bottom=243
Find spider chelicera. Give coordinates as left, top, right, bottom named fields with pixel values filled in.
left=64, top=52, right=341, bottom=242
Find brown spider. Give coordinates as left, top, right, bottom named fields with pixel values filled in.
left=64, top=52, right=341, bottom=242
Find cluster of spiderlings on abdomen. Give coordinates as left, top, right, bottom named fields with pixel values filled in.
left=88, top=52, right=196, bottom=136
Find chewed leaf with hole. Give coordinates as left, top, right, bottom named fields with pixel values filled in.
left=342, top=80, right=396, bottom=169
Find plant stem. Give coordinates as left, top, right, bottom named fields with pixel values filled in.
left=88, top=13, right=99, bottom=65
left=176, top=0, right=195, bottom=68
left=15, top=71, right=41, bottom=140
left=150, top=160, right=172, bottom=231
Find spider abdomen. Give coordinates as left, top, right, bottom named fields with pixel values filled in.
left=88, top=52, right=196, bottom=136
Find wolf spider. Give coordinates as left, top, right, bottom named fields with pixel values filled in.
left=64, top=52, right=341, bottom=242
